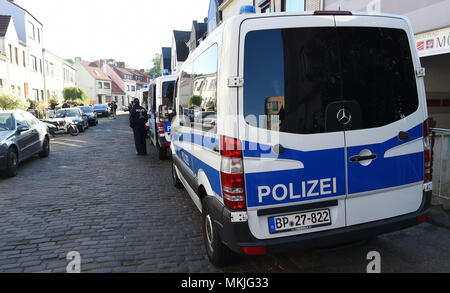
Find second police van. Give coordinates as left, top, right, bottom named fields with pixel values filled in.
left=170, top=8, right=433, bottom=266
left=148, top=75, right=177, bottom=160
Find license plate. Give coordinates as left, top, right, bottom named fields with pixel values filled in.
left=268, top=209, right=331, bottom=234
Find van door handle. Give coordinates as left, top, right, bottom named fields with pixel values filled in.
left=213, top=145, right=220, bottom=153
left=398, top=131, right=410, bottom=141
left=349, top=154, right=378, bottom=162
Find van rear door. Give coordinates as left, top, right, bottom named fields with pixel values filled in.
left=334, top=16, right=426, bottom=226
left=238, top=16, right=347, bottom=240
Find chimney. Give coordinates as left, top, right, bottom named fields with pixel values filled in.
left=75, top=57, right=82, bottom=63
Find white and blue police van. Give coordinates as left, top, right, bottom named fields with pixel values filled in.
left=148, top=75, right=176, bottom=160
left=170, top=8, right=433, bottom=267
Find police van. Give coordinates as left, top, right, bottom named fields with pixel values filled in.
left=170, top=9, right=432, bottom=267
left=148, top=75, right=176, bottom=160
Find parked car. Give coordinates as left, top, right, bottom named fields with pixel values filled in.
left=79, top=106, right=98, bottom=126
left=0, top=110, right=50, bottom=177
left=55, top=108, right=89, bottom=132
left=94, top=104, right=110, bottom=118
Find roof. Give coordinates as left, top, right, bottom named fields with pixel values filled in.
left=111, top=80, right=125, bottom=95
left=173, top=30, right=191, bottom=62
left=192, top=21, right=208, bottom=46
left=113, top=66, right=134, bottom=76
left=4, top=0, right=42, bottom=25
left=0, top=15, right=11, bottom=37
left=161, top=47, right=172, bottom=72
left=81, top=61, right=111, bottom=81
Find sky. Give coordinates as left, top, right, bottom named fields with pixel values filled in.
left=14, top=0, right=211, bottom=70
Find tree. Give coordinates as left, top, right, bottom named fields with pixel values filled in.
left=0, top=89, right=28, bottom=110
left=65, top=58, right=75, bottom=65
left=189, top=95, right=203, bottom=109
left=148, top=54, right=161, bottom=75
left=63, top=87, right=90, bottom=105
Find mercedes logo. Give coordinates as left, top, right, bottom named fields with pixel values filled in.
left=337, top=109, right=352, bottom=125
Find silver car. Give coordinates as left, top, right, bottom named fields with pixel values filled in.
left=0, top=110, right=50, bottom=177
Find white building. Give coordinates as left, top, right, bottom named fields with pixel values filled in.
left=0, top=0, right=45, bottom=102
left=43, top=48, right=76, bottom=103
left=74, top=58, right=112, bottom=105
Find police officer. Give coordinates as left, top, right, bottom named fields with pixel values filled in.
left=129, top=98, right=148, bottom=156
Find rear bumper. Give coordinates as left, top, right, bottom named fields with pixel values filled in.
left=210, top=191, right=432, bottom=255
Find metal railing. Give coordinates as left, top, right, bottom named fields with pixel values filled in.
left=431, top=128, right=450, bottom=200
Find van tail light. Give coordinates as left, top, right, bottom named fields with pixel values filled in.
left=423, top=120, right=432, bottom=183
left=158, top=123, right=165, bottom=134
left=220, top=136, right=247, bottom=211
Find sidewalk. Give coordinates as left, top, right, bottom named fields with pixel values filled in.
left=429, top=204, right=450, bottom=229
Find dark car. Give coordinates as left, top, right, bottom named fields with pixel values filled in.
left=79, top=106, right=98, bottom=126
left=93, top=104, right=110, bottom=118
left=0, top=110, right=50, bottom=177
left=55, top=108, right=89, bottom=132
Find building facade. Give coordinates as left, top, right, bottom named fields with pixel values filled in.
left=43, top=49, right=76, bottom=103
left=74, top=58, right=111, bottom=105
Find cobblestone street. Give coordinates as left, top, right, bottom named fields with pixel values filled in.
left=0, top=113, right=449, bottom=273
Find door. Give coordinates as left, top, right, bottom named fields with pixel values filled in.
left=13, top=112, right=34, bottom=160
left=239, top=16, right=348, bottom=240
left=335, top=16, right=426, bottom=225
left=22, top=112, right=41, bottom=154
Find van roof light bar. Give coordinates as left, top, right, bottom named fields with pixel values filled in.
left=314, top=10, right=352, bottom=15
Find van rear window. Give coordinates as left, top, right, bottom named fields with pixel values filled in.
left=243, top=27, right=419, bottom=134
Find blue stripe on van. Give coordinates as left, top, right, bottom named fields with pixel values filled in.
left=174, top=123, right=424, bottom=208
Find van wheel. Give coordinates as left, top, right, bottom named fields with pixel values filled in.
left=202, top=203, right=235, bottom=267
left=39, top=137, right=50, bottom=158
left=4, top=148, right=18, bottom=177
left=172, top=161, right=184, bottom=189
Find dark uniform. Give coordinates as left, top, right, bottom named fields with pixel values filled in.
left=129, top=99, right=148, bottom=155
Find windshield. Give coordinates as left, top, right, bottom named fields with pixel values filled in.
left=94, top=105, right=107, bottom=110
left=79, top=106, right=93, bottom=113
left=0, top=113, right=14, bottom=131
left=244, top=27, right=418, bottom=134
left=56, top=109, right=80, bottom=118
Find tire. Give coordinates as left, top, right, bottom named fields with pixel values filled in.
left=4, top=148, right=18, bottom=178
left=39, top=137, right=50, bottom=158
left=172, top=160, right=184, bottom=189
left=202, top=202, right=235, bottom=267
left=68, top=125, right=79, bottom=136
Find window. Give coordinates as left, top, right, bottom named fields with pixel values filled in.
left=15, top=47, right=18, bottom=65
left=282, top=0, right=305, bottom=12
left=37, top=28, right=41, bottom=44
left=179, top=44, right=218, bottom=132
left=131, top=86, right=136, bottom=92
left=8, top=45, right=12, bottom=63
left=32, top=89, right=39, bottom=101
left=31, top=55, right=37, bottom=72
left=98, top=82, right=103, bottom=89
left=15, top=112, right=28, bottom=128
left=50, top=63, right=54, bottom=77
left=243, top=27, right=418, bottom=134
left=104, top=82, right=110, bottom=89
left=45, top=61, right=49, bottom=76
left=0, top=79, right=3, bottom=88
left=28, top=21, right=35, bottom=40
left=23, top=51, right=26, bottom=67
left=39, top=59, right=43, bottom=74
left=259, top=0, right=271, bottom=13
